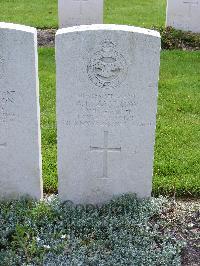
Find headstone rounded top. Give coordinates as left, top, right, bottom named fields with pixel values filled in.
left=56, top=24, right=160, bottom=38
left=0, top=21, right=42, bottom=200
left=56, top=21, right=161, bottom=204
left=0, top=22, right=36, bottom=34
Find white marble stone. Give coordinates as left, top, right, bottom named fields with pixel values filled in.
left=56, top=24, right=161, bottom=204
left=166, top=0, right=200, bottom=33
left=58, top=0, right=104, bottom=28
left=0, top=23, right=42, bottom=200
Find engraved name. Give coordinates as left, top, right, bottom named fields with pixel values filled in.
left=0, top=90, right=16, bottom=123
left=65, top=91, right=140, bottom=127
left=0, top=56, right=5, bottom=79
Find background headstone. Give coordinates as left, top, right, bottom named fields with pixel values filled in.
left=56, top=25, right=161, bottom=204
left=166, top=0, right=200, bottom=33
left=0, top=23, right=42, bottom=200
left=58, top=0, right=104, bottom=28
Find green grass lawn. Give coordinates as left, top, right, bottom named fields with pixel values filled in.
left=154, top=51, right=200, bottom=197
left=0, top=0, right=166, bottom=29
left=0, top=0, right=58, bottom=29
left=39, top=48, right=200, bottom=197
left=105, top=0, right=166, bottom=28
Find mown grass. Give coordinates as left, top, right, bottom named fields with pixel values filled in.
left=39, top=49, right=57, bottom=193
left=0, top=0, right=58, bottom=28
left=0, top=0, right=166, bottom=29
left=154, top=50, right=200, bottom=197
left=105, top=0, right=166, bottom=28
left=39, top=48, right=200, bottom=197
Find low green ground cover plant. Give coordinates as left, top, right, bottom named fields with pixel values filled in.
left=0, top=0, right=165, bottom=29
left=156, top=27, right=200, bottom=50
left=0, top=194, right=183, bottom=265
left=39, top=48, right=200, bottom=197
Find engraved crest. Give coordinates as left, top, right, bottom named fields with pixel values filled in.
left=87, top=40, right=128, bottom=88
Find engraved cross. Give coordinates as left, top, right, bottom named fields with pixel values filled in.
left=90, top=131, right=121, bottom=179
left=73, top=0, right=88, bottom=15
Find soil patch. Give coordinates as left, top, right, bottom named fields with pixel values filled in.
left=38, top=29, right=56, bottom=47
left=156, top=199, right=200, bottom=266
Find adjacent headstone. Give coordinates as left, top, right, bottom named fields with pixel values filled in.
left=58, top=0, right=104, bottom=28
left=166, top=0, right=200, bottom=33
left=56, top=25, right=161, bottom=204
left=0, top=23, right=42, bottom=200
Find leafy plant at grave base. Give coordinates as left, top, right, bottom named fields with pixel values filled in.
left=0, top=194, right=184, bottom=265
left=153, top=26, right=200, bottom=50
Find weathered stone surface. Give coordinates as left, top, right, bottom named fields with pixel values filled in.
left=58, top=0, right=104, bottom=28
left=56, top=25, right=161, bottom=204
left=0, top=23, right=42, bottom=200
left=166, top=0, right=200, bottom=33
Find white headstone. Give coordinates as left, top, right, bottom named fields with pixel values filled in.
left=0, top=23, right=42, bottom=200
left=56, top=25, right=161, bottom=204
left=166, top=0, right=200, bottom=33
left=58, top=0, right=104, bottom=28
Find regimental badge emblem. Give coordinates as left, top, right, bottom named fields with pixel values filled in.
left=87, top=40, right=128, bottom=88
